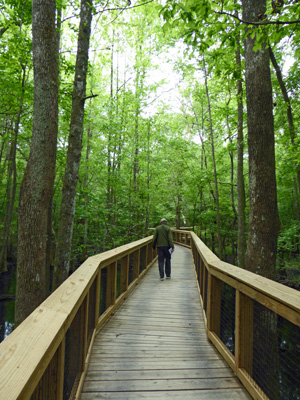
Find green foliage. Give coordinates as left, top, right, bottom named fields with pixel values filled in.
left=278, top=221, right=300, bottom=254
left=0, top=0, right=299, bottom=285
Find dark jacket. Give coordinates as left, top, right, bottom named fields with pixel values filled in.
left=152, top=224, right=174, bottom=249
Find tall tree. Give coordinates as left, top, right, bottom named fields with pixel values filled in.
left=203, top=54, right=223, bottom=259
left=15, top=0, right=58, bottom=325
left=242, top=0, right=279, bottom=279
left=54, top=0, right=93, bottom=288
left=235, top=15, right=246, bottom=269
left=269, top=46, right=300, bottom=219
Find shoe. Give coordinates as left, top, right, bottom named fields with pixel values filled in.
left=160, top=277, right=164, bottom=281
left=166, top=276, right=171, bottom=279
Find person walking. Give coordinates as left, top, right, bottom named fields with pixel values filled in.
left=152, top=218, right=174, bottom=280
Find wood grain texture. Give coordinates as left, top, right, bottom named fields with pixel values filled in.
left=80, top=245, right=252, bottom=400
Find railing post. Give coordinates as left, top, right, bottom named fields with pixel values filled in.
left=120, top=254, right=129, bottom=293
left=203, top=263, right=208, bottom=311
left=82, top=293, right=89, bottom=368
left=199, top=258, right=203, bottom=295
left=207, top=274, right=222, bottom=335
left=235, top=290, right=253, bottom=374
left=95, top=270, right=101, bottom=324
left=57, top=338, right=65, bottom=400
left=106, top=261, right=117, bottom=308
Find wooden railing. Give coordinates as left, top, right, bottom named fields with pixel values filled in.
left=0, top=236, right=157, bottom=400
left=173, top=230, right=300, bottom=400
left=1, top=230, right=299, bottom=400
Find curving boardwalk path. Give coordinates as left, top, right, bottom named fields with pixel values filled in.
left=80, top=245, right=252, bottom=400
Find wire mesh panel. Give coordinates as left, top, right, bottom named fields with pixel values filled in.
left=63, top=303, right=85, bottom=400
left=219, top=282, right=235, bottom=355
left=147, top=243, right=152, bottom=264
left=31, top=348, right=59, bottom=399
left=182, top=233, right=186, bottom=245
left=252, top=301, right=300, bottom=400
left=128, top=253, right=134, bottom=285
left=140, top=246, right=146, bottom=273
left=277, top=315, right=300, bottom=400
left=203, top=266, right=208, bottom=314
left=186, top=234, right=191, bottom=246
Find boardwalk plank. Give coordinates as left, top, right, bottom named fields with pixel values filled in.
left=83, top=377, right=244, bottom=391
left=80, top=245, right=252, bottom=400
left=85, top=367, right=236, bottom=380
left=81, top=389, right=251, bottom=400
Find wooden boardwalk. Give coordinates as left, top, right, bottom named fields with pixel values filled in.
left=80, top=245, right=252, bottom=400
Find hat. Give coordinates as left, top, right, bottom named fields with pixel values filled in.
left=160, top=218, right=167, bottom=223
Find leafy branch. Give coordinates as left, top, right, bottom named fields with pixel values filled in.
left=62, top=0, right=154, bottom=24
left=215, top=11, right=300, bottom=26
left=94, top=0, right=154, bottom=15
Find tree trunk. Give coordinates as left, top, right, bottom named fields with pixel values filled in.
left=203, top=54, right=223, bottom=259
left=235, top=20, right=246, bottom=269
left=191, top=100, right=207, bottom=239
left=242, top=7, right=280, bottom=390
left=269, top=46, right=300, bottom=217
left=225, top=88, right=238, bottom=265
left=243, top=0, right=279, bottom=278
left=144, top=119, right=151, bottom=233
left=15, top=0, right=58, bottom=325
left=53, top=0, right=93, bottom=288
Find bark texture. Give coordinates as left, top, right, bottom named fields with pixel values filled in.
left=203, top=54, right=223, bottom=260
left=243, top=0, right=279, bottom=279
left=15, top=0, right=58, bottom=325
left=235, top=27, right=246, bottom=269
left=53, top=0, right=93, bottom=288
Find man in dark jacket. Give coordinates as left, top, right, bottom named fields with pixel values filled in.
left=152, top=218, right=174, bottom=280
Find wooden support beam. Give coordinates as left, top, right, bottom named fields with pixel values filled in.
left=235, top=290, right=253, bottom=375
left=95, top=271, right=101, bottom=327
left=57, top=338, right=65, bottom=400
left=120, top=254, right=129, bottom=294
left=207, top=274, right=222, bottom=336
left=82, top=294, right=89, bottom=370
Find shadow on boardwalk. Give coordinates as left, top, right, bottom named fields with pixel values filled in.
left=80, top=245, right=252, bottom=400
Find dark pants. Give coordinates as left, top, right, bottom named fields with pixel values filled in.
left=157, top=246, right=171, bottom=278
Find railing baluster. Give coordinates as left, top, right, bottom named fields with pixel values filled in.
left=57, top=338, right=65, bottom=400
left=207, top=274, right=222, bottom=335
left=120, top=254, right=129, bottom=294
left=83, top=293, right=89, bottom=368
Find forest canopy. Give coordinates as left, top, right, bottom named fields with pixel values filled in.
left=0, top=0, right=299, bottom=328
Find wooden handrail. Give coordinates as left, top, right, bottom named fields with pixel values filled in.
left=0, top=236, right=156, bottom=400
left=2, top=230, right=299, bottom=400
left=172, top=229, right=300, bottom=400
